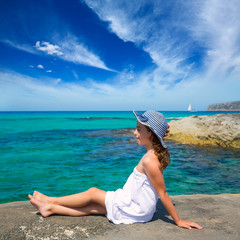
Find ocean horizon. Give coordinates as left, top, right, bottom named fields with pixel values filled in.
left=0, top=111, right=240, bottom=204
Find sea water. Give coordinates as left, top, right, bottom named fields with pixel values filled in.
left=0, top=111, right=240, bottom=204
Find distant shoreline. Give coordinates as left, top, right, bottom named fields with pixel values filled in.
left=207, top=109, right=240, bottom=111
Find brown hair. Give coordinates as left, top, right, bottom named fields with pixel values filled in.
left=147, top=127, right=170, bottom=170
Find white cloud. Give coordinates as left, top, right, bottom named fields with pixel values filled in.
left=58, top=35, right=114, bottom=71
left=83, top=0, right=195, bottom=85
left=55, top=78, right=61, bottom=84
left=35, top=41, right=63, bottom=56
left=1, top=69, right=239, bottom=111
left=1, top=37, right=114, bottom=72
left=190, top=0, right=240, bottom=80
left=37, top=64, right=44, bottom=69
left=84, top=0, right=149, bottom=43
left=84, top=0, right=240, bottom=87
left=46, top=70, right=52, bottom=73
left=0, top=39, right=36, bottom=54
left=72, top=71, right=79, bottom=80
left=34, top=36, right=116, bottom=72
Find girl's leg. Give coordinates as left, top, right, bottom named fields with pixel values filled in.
left=32, top=187, right=106, bottom=208
left=29, top=195, right=106, bottom=217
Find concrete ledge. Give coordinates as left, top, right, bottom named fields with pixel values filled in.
left=0, top=194, right=239, bottom=240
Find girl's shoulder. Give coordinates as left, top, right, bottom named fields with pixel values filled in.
left=142, top=151, right=159, bottom=166
left=142, top=152, right=163, bottom=175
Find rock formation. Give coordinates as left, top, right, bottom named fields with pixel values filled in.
left=207, top=101, right=240, bottom=111
left=166, top=113, right=240, bottom=148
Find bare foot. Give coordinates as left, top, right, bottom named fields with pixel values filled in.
left=28, top=194, right=52, bottom=217
left=33, top=191, right=50, bottom=203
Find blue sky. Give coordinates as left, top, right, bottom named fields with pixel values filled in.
left=0, top=0, right=239, bottom=111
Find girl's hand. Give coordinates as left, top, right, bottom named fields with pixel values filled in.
left=176, top=219, right=202, bottom=230
left=163, top=124, right=170, bottom=138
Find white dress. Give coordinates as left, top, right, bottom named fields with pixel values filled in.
left=105, top=167, right=159, bottom=224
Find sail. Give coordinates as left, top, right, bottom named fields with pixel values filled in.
left=188, top=104, right=192, bottom=111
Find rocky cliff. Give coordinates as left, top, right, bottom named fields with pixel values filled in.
left=166, top=113, right=240, bottom=148
left=207, top=101, right=240, bottom=111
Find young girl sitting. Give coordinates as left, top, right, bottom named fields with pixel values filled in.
left=29, top=110, right=202, bottom=229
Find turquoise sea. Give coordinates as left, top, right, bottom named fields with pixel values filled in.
left=0, top=111, right=240, bottom=204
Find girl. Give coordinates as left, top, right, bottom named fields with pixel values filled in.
left=29, top=110, right=202, bottom=229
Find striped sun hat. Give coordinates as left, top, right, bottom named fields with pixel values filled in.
left=133, top=110, right=168, bottom=148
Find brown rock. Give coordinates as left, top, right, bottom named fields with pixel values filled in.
left=166, top=113, right=240, bottom=148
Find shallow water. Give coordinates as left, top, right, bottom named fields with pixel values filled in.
left=0, top=111, right=239, bottom=204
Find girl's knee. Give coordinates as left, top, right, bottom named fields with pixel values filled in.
left=88, top=187, right=99, bottom=196
left=87, top=187, right=105, bottom=203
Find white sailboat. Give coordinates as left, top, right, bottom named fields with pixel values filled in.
left=188, top=104, right=197, bottom=112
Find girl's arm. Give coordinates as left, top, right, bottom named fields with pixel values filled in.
left=143, top=157, right=202, bottom=230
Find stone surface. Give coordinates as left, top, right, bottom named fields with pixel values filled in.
left=0, top=194, right=239, bottom=240
left=166, top=113, right=240, bottom=148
